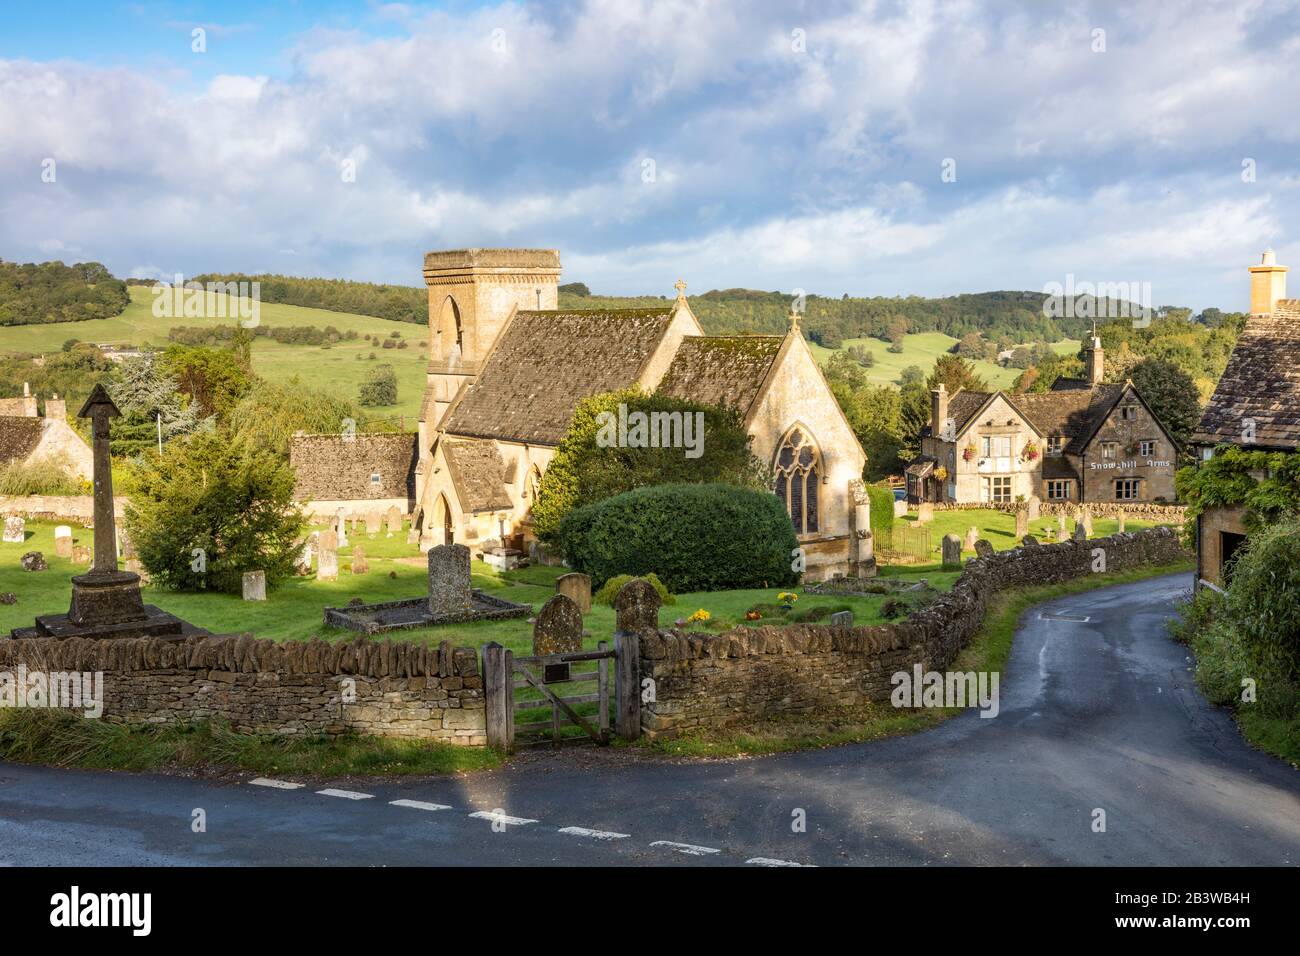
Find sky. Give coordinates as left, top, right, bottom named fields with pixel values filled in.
left=2, top=0, right=1299, bottom=312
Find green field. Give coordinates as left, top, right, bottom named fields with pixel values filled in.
left=0, top=287, right=430, bottom=420
left=808, top=331, right=1079, bottom=388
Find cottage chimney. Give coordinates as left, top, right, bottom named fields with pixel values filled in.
left=44, top=392, right=67, bottom=421
left=1249, top=249, right=1288, bottom=314
left=930, top=384, right=949, bottom=439
left=1086, top=336, right=1104, bottom=384
left=22, top=382, right=29, bottom=397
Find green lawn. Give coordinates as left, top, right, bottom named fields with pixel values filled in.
left=0, top=287, right=429, bottom=420
left=807, top=331, right=1079, bottom=388
left=0, top=520, right=957, bottom=657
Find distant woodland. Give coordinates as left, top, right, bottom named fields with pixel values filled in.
left=0, top=260, right=130, bottom=325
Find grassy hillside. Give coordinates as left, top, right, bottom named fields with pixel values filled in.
left=0, top=287, right=430, bottom=420
left=808, top=332, right=1079, bottom=388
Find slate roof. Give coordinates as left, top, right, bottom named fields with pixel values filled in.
left=940, top=383, right=1126, bottom=455
left=1191, top=301, right=1300, bottom=450
left=289, top=433, right=418, bottom=501
left=655, top=335, right=783, bottom=414
left=442, top=307, right=677, bottom=445
left=0, top=417, right=44, bottom=466
left=442, top=439, right=514, bottom=513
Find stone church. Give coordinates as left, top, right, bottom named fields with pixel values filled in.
left=411, top=248, right=871, bottom=580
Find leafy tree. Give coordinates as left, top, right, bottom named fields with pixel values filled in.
left=0, top=259, right=129, bottom=325
left=1127, top=357, right=1201, bottom=451
left=228, top=376, right=366, bottom=456
left=108, top=353, right=204, bottom=458
left=162, top=345, right=253, bottom=421
left=358, top=364, right=398, bottom=406
left=532, top=388, right=769, bottom=542
left=125, top=430, right=305, bottom=594
left=927, top=354, right=988, bottom=394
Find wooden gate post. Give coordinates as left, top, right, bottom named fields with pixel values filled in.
left=613, top=631, right=640, bottom=741
left=483, top=642, right=514, bottom=752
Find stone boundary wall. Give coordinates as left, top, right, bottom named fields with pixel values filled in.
left=0, top=495, right=127, bottom=522
left=0, top=634, right=486, bottom=744
left=925, top=500, right=1185, bottom=521
left=637, top=527, right=1189, bottom=739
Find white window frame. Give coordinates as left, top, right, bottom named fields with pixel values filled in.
left=1139, top=439, right=1156, bottom=457
left=1115, top=478, right=1141, bottom=501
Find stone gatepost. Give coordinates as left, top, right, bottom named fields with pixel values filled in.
left=612, top=578, right=661, bottom=743
left=428, top=543, right=472, bottom=616
left=555, top=572, right=592, bottom=613
left=941, top=533, right=963, bottom=569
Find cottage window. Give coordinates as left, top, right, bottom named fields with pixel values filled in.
left=1047, top=436, right=1064, bottom=455
left=1047, top=479, right=1072, bottom=500
left=1102, top=442, right=1118, bottom=459
left=774, top=426, right=821, bottom=535
left=1139, top=439, right=1156, bottom=457
left=1121, top=405, right=1137, bottom=421
left=1115, top=478, right=1141, bottom=500
left=983, top=475, right=1011, bottom=503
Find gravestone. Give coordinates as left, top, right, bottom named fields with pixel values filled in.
left=296, top=539, right=314, bottom=574
left=317, top=548, right=338, bottom=582
left=319, top=529, right=338, bottom=551
left=118, top=523, right=134, bottom=559
left=964, top=525, right=979, bottom=551
left=71, top=545, right=92, bottom=565
left=1015, top=508, right=1029, bottom=539
left=20, top=551, right=47, bottom=571
left=1022, top=535, right=1039, bottom=548
left=386, top=506, right=402, bottom=536
left=555, top=572, right=592, bottom=613
left=614, top=578, right=662, bottom=633
left=974, top=539, right=994, bottom=559
left=1073, top=525, right=1087, bottom=543
left=1058, top=513, right=1068, bottom=531
left=1056, top=527, right=1070, bottom=543
left=1117, top=511, right=1127, bottom=533
left=1081, top=506, right=1093, bottom=536
left=54, top=526, right=73, bottom=558
left=351, top=545, right=369, bottom=575
left=534, top=593, right=584, bottom=682
left=941, top=533, right=963, bottom=569
left=407, top=527, right=420, bottom=545
left=916, top=502, right=934, bottom=524
left=365, top=511, right=382, bottom=535
left=830, top=609, right=853, bottom=628
left=335, top=509, right=349, bottom=549
left=2, top=515, right=24, bottom=543
left=1027, top=495, right=1041, bottom=521
left=428, top=543, right=472, bottom=617
left=125, top=558, right=148, bottom=582
left=242, top=570, right=267, bottom=601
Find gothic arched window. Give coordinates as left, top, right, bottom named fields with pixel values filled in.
left=774, top=426, right=821, bottom=534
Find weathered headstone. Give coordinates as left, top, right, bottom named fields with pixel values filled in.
left=830, top=609, right=853, bottom=628
left=533, top=593, right=584, bottom=656
left=1015, top=508, right=1029, bottom=539
left=1073, top=524, right=1087, bottom=543
left=351, top=545, right=369, bottom=575
left=407, top=527, right=420, bottom=545
left=1081, top=506, right=1093, bottom=536
left=614, top=578, right=662, bottom=633
left=941, top=533, right=963, bottom=569
left=296, top=540, right=314, bottom=573
left=386, top=506, right=402, bottom=536
left=335, top=509, right=349, bottom=548
left=974, top=539, right=994, bottom=559
left=117, top=523, right=134, bottom=559
left=317, top=548, right=338, bottom=582
left=1058, top=512, right=1068, bottom=531
left=1027, top=495, right=1041, bottom=521
left=20, top=551, right=47, bottom=571
left=319, top=529, right=338, bottom=551
left=1021, top=535, right=1039, bottom=548
left=555, top=571, right=592, bottom=614
left=242, top=570, right=267, bottom=601
left=428, top=543, right=472, bottom=616
left=1056, top=527, right=1070, bottom=543
left=2, top=515, right=24, bottom=543
left=916, top=502, right=934, bottom=524
left=1117, top=511, right=1127, bottom=533
left=965, top=526, right=979, bottom=551
left=365, top=511, right=382, bottom=535
left=54, top=525, right=73, bottom=558
left=71, top=545, right=92, bottom=565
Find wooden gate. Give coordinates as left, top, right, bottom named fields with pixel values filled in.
left=484, top=636, right=639, bottom=751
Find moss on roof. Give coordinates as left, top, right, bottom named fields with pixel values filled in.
left=655, top=335, right=783, bottom=414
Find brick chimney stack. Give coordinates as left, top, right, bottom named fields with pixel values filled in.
left=930, top=384, right=949, bottom=439
left=1086, top=336, right=1105, bottom=384
left=44, top=392, right=67, bottom=421
left=1249, top=249, right=1288, bottom=314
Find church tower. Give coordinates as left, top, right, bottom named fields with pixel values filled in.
left=420, top=248, right=562, bottom=433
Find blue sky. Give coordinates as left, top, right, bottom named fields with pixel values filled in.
left=2, top=0, right=1299, bottom=311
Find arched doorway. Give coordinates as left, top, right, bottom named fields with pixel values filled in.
left=433, top=493, right=454, bottom=546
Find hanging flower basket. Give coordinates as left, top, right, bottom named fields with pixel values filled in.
left=934, top=466, right=949, bottom=482
left=1022, top=442, right=1039, bottom=461
left=963, top=444, right=977, bottom=462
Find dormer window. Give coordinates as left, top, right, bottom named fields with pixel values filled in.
left=1047, top=436, right=1064, bottom=455
left=1121, top=405, right=1137, bottom=421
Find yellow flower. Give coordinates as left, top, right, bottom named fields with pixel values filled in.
left=686, top=608, right=711, bottom=623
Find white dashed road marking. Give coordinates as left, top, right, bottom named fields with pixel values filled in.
left=469, top=810, right=537, bottom=827
left=558, top=826, right=630, bottom=840
left=650, top=840, right=721, bottom=857
left=746, top=857, right=815, bottom=867
left=249, top=778, right=304, bottom=790
left=390, top=799, right=453, bottom=812
left=316, top=789, right=374, bottom=800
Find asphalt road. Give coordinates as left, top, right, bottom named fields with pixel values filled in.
left=0, top=571, right=1295, bottom=866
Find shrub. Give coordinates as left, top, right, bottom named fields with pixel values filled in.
left=593, top=572, right=676, bottom=607
left=558, top=482, right=798, bottom=593
left=0, top=455, right=84, bottom=496
left=358, top=364, right=397, bottom=406
left=1222, top=518, right=1300, bottom=684
left=866, top=482, right=895, bottom=535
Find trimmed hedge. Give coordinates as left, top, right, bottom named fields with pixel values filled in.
left=557, top=482, right=799, bottom=593
left=867, top=483, right=895, bottom=535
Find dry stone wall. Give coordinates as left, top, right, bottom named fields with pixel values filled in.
left=0, top=634, right=486, bottom=744
left=637, top=527, right=1188, bottom=739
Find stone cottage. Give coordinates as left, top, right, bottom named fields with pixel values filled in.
left=0, top=388, right=93, bottom=481
left=1189, top=250, right=1300, bottom=589
left=411, top=248, right=871, bottom=581
left=288, top=432, right=418, bottom=521
left=908, top=337, right=1178, bottom=506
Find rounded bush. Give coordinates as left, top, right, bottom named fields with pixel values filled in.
left=593, top=572, right=676, bottom=607
left=558, top=482, right=799, bottom=593
left=866, top=483, right=895, bottom=534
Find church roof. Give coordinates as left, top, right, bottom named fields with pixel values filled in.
left=0, top=417, right=44, bottom=467
left=1191, top=301, right=1300, bottom=450
left=442, top=307, right=677, bottom=445
left=442, top=439, right=514, bottom=513
left=655, top=335, right=783, bottom=415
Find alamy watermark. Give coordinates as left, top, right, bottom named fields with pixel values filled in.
left=595, top=403, right=704, bottom=459
left=891, top=663, right=1000, bottom=718
left=1041, top=275, right=1152, bottom=327
left=151, top=274, right=261, bottom=328
left=0, top=666, right=104, bottom=717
